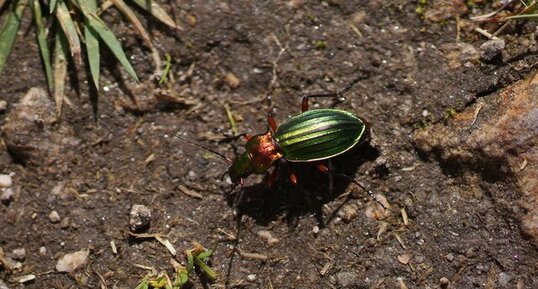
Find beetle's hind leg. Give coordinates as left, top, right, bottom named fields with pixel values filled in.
left=315, top=163, right=387, bottom=209
left=300, top=74, right=370, bottom=112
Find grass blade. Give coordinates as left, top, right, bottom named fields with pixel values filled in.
left=84, top=0, right=100, bottom=90
left=49, top=0, right=58, bottom=14
left=110, top=0, right=153, bottom=47
left=109, top=0, right=162, bottom=78
left=130, top=0, right=183, bottom=30
left=31, top=0, right=54, bottom=92
left=75, top=0, right=139, bottom=82
left=55, top=1, right=81, bottom=64
left=53, top=33, right=69, bottom=118
left=0, top=0, right=28, bottom=74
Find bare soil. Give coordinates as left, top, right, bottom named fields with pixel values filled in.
left=1, top=1, right=537, bottom=289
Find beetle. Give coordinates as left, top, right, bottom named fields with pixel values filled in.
left=225, top=75, right=379, bottom=202
left=228, top=98, right=367, bottom=185
left=178, top=75, right=380, bottom=203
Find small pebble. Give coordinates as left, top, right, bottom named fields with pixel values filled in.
left=0, top=100, right=6, bottom=112
left=48, top=210, right=61, bottom=223
left=257, top=230, right=280, bottom=246
left=498, top=272, right=512, bottom=287
left=397, top=253, right=411, bottom=264
left=129, top=204, right=152, bottom=231
left=414, top=254, right=425, bottom=264
left=60, top=217, right=70, bottom=229
left=440, top=277, right=450, bottom=288
left=224, top=72, right=241, bottom=89
left=55, top=249, right=90, bottom=272
left=312, top=225, right=320, bottom=234
left=480, top=38, right=505, bottom=61
left=445, top=253, right=454, bottom=262
left=39, top=246, right=47, bottom=255
left=246, top=274, right=257, bottom=282
left=11, top=248, right=26, bottom=260
left=1, top=188, right=14, bottom=204
left=338, top=204, right=359, bottom=222
left=336, top=271, right=360, bottom=287
left=0, top=174, right=12, bottom=188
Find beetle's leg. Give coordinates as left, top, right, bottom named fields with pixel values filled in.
left=232, top=178, right=245, bottom=208
left=287, top=166, right=298, bottom=185
left=316, top=165, right=387, bottom=209
left=267, top=112, right=278, bottom=133
left=316, top=161, right=334, bottom=196
left=301, top=92, right=337, bottom=112
left=267, top=163, right=280, bottom=188
left=300, top=74, right=369, bottom=112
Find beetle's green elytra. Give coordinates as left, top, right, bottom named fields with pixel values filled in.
left=274, top=109, right=366, bottom=162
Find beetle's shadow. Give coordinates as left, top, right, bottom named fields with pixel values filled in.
left=225, top=143, right=381, bottom=227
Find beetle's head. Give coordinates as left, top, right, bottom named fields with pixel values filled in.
left=228, top=152, right=254, bottom=184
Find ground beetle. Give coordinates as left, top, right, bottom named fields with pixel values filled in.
left=224, top=75, right=378, bottom=201
left=179, top=75, right=379, bottom=202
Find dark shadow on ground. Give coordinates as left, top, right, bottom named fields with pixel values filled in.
left=225, top=142, right=380, bottom=226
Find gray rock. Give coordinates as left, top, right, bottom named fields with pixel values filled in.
left=336, top=271, right=360, bottom=288
left=55, top=249, right=89, bottom=272
left=0, top=174, right=12, bottom=188
left=480, top=38, right=505, bottom=61
left=130, top=204, right=152, bottom=231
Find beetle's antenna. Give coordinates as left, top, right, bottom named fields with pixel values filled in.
left=176, top=134, right=233, bottom=163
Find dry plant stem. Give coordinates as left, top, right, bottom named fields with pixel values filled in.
left=265, top=33, right=286, bottom=100
left=53, top=36, right=67, bottom=118
left=474, top=27, right=500, bottom=40
left=109, top=0, right=162, bottom=78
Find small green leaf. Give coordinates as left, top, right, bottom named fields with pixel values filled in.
left=84, top=0, right=100, bottom=90
left=0, top=0, right=28, bottom=74
left=55, top=1, right=82, bottom=64
left=31, top=0, right=54, bottom=92
left=49, top=0, right=57, bottom=14
left=76, top=0, right=139, bottom=82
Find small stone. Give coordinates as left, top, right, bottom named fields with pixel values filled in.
left=440, top=277, right=450, bottom=288
left=257, top=230, right=280, bottom=246
left=39, top=246, right=47, bottom=255
left=1, top=188, right=14, bottom=204
left=338, top=204, right=359, bottom=222
left=445, top=253, right=454, bottom=261
left=480, top=38, right=505, bottom=61
left=60, top=217, right=70, bottom=229
left=336, top=271, right=360, bottom=288
left=55, top=249, right=90, bottom=272
left=129, top=204, right=152, bottom=231
left=0, top=100, right=6, bottom=112
left=414, top=254, right=425, bottom=264
left=224, top=72, right=240, bottom=89
left=48, top=210, right=61, bottom=223
left=246, top=274, right=256, bottom=281
left=397, top=253, right=411, bottom=264
left=10, top=248, right=26, bottom=260
left=0, top=174, right=12, bottom=188
left=498, top=272, right=512, bottom=287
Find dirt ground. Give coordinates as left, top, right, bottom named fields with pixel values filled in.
left=1, top=1, right=537, bottom=288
